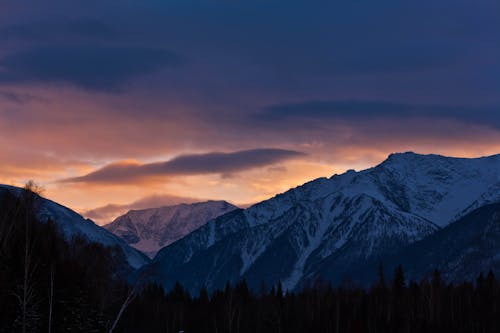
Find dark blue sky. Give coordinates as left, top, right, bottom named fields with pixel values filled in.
left=1, top=0, right=498, bottom=102
left=0, top=0, right=498, bottom=221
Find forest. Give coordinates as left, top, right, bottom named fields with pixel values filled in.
left=1, top=187, right=500, bottom=333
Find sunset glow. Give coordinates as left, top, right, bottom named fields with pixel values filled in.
left=1, top=0, right=498, bottom=224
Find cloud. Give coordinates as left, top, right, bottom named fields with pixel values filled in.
left=0, top=45, right=185, bottom=91
left=0, top=0, right=498, bottom=103
left=256, top=100, right=500, bottom=129
left=62, top=149, right=306, bottom=184
left=0, top=18, right=118, bottom=42
left=81, top=193, right=204, bottom=224
left=0, top=90, right=46, bottom=104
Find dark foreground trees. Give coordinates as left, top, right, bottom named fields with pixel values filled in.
left=1, top=187, right=500, bottom=332
left=116, top=270, right=500, bottom=333
left=0, top=187, right=127, bottom=332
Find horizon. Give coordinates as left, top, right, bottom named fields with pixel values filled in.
left=1, top=0, right=499, bottom=224
left=2, top=150, right=499, bottom=224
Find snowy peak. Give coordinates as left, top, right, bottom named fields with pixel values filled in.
left=368, top=152, right=500, bottom=225
left=378, top=152, right=500, bottom=177
left=104, top=200, right=238, bottom=258
left=242, top=152, right=500, bottom=229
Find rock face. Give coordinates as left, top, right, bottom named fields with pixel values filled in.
left=0, top=185, right=149, bottom=270
left=136, top=152, right=500, bottom=293
left=104, top=201, right=238, bottom=258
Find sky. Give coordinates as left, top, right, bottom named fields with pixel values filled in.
left=0, top=0, right=499, bottom=224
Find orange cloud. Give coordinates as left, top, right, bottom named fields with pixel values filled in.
left=81, top=193, right=206, bottom=224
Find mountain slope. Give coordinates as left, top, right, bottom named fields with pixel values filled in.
left=375, top=202, right=500, bottom=284
left=0, top=185, right=149, bottom=269
left=137, top=152, right=500, bottom=293
left=104, top=201, right=237, bottom=257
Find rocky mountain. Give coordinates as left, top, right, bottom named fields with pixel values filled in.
left=104, top=201, right=238, bottom=258
left=136, top=152, right=500, bottom=293
left=0, top=185, right=149, bottom=270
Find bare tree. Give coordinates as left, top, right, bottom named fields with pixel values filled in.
left=24, top=180, right=45, bottom=198
left=12, top=181, right=44, bottom=332
left=108, top=285, right=137, bottom=333
left=224, top=283, right=239, bottom=333
left=48, top=264, right=54, bottom=333
left=0, top=189, right=23, bottom=263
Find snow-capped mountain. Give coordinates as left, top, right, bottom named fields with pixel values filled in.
left=104, top=201, right=238, bottom=258
left=136, top=152, right=500, bottom=293
left=0, top=185, right=149, bottom=270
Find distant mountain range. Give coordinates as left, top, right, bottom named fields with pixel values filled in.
left=104, top=201, right=237, bottom=257
left=134, top=152, right=500, bottom=293
left=1, top=152, right=499, bottom=294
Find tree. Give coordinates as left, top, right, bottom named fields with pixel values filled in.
left=392, top=265, right=406, bottom=292
left=109, top=286, right=137, bottom=333
left=15, top=181, right=44, bottom=333
left=377, top=262, right=386, bottom=289
left=48, top=264, right=54, bottom=333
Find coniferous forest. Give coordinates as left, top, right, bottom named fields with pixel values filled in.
left=2, top=189, right=500, bottom=333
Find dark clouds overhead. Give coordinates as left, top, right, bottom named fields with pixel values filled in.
left=0, top=0, right=498, bottom=100
left=0, top=45, right=184, bottom=90
left=62, top=149, right=306, bottom=184
left=257, top=101, right=500, bottom=130
left=0, top=90, right=45, bottom=104
left=0, top=0, right=497, bottom=156
left=0, top=18, right=118, bottom=42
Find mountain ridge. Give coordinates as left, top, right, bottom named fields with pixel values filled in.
left=137, top=152, right=500, bottom=293
left=104, top=200, right=238, bottom=257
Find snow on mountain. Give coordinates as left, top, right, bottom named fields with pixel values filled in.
left=104, top=201, right=238, bottom=258
left=136, top=152, right=500, bottom=293
left=0, top=185, right=149, bottom=269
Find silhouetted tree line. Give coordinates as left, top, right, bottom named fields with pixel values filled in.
left=1, top=186, right=500, bottom=332
left=0, top=185, right=129, bottom=332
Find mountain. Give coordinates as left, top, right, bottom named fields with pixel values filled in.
left=0, top=184, right=149, bottom=270
left=136, top=152, right=500, bottom=293
left=374, top=202, right=500, bottom=284
left=104, top=201, right=238, bottom=258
